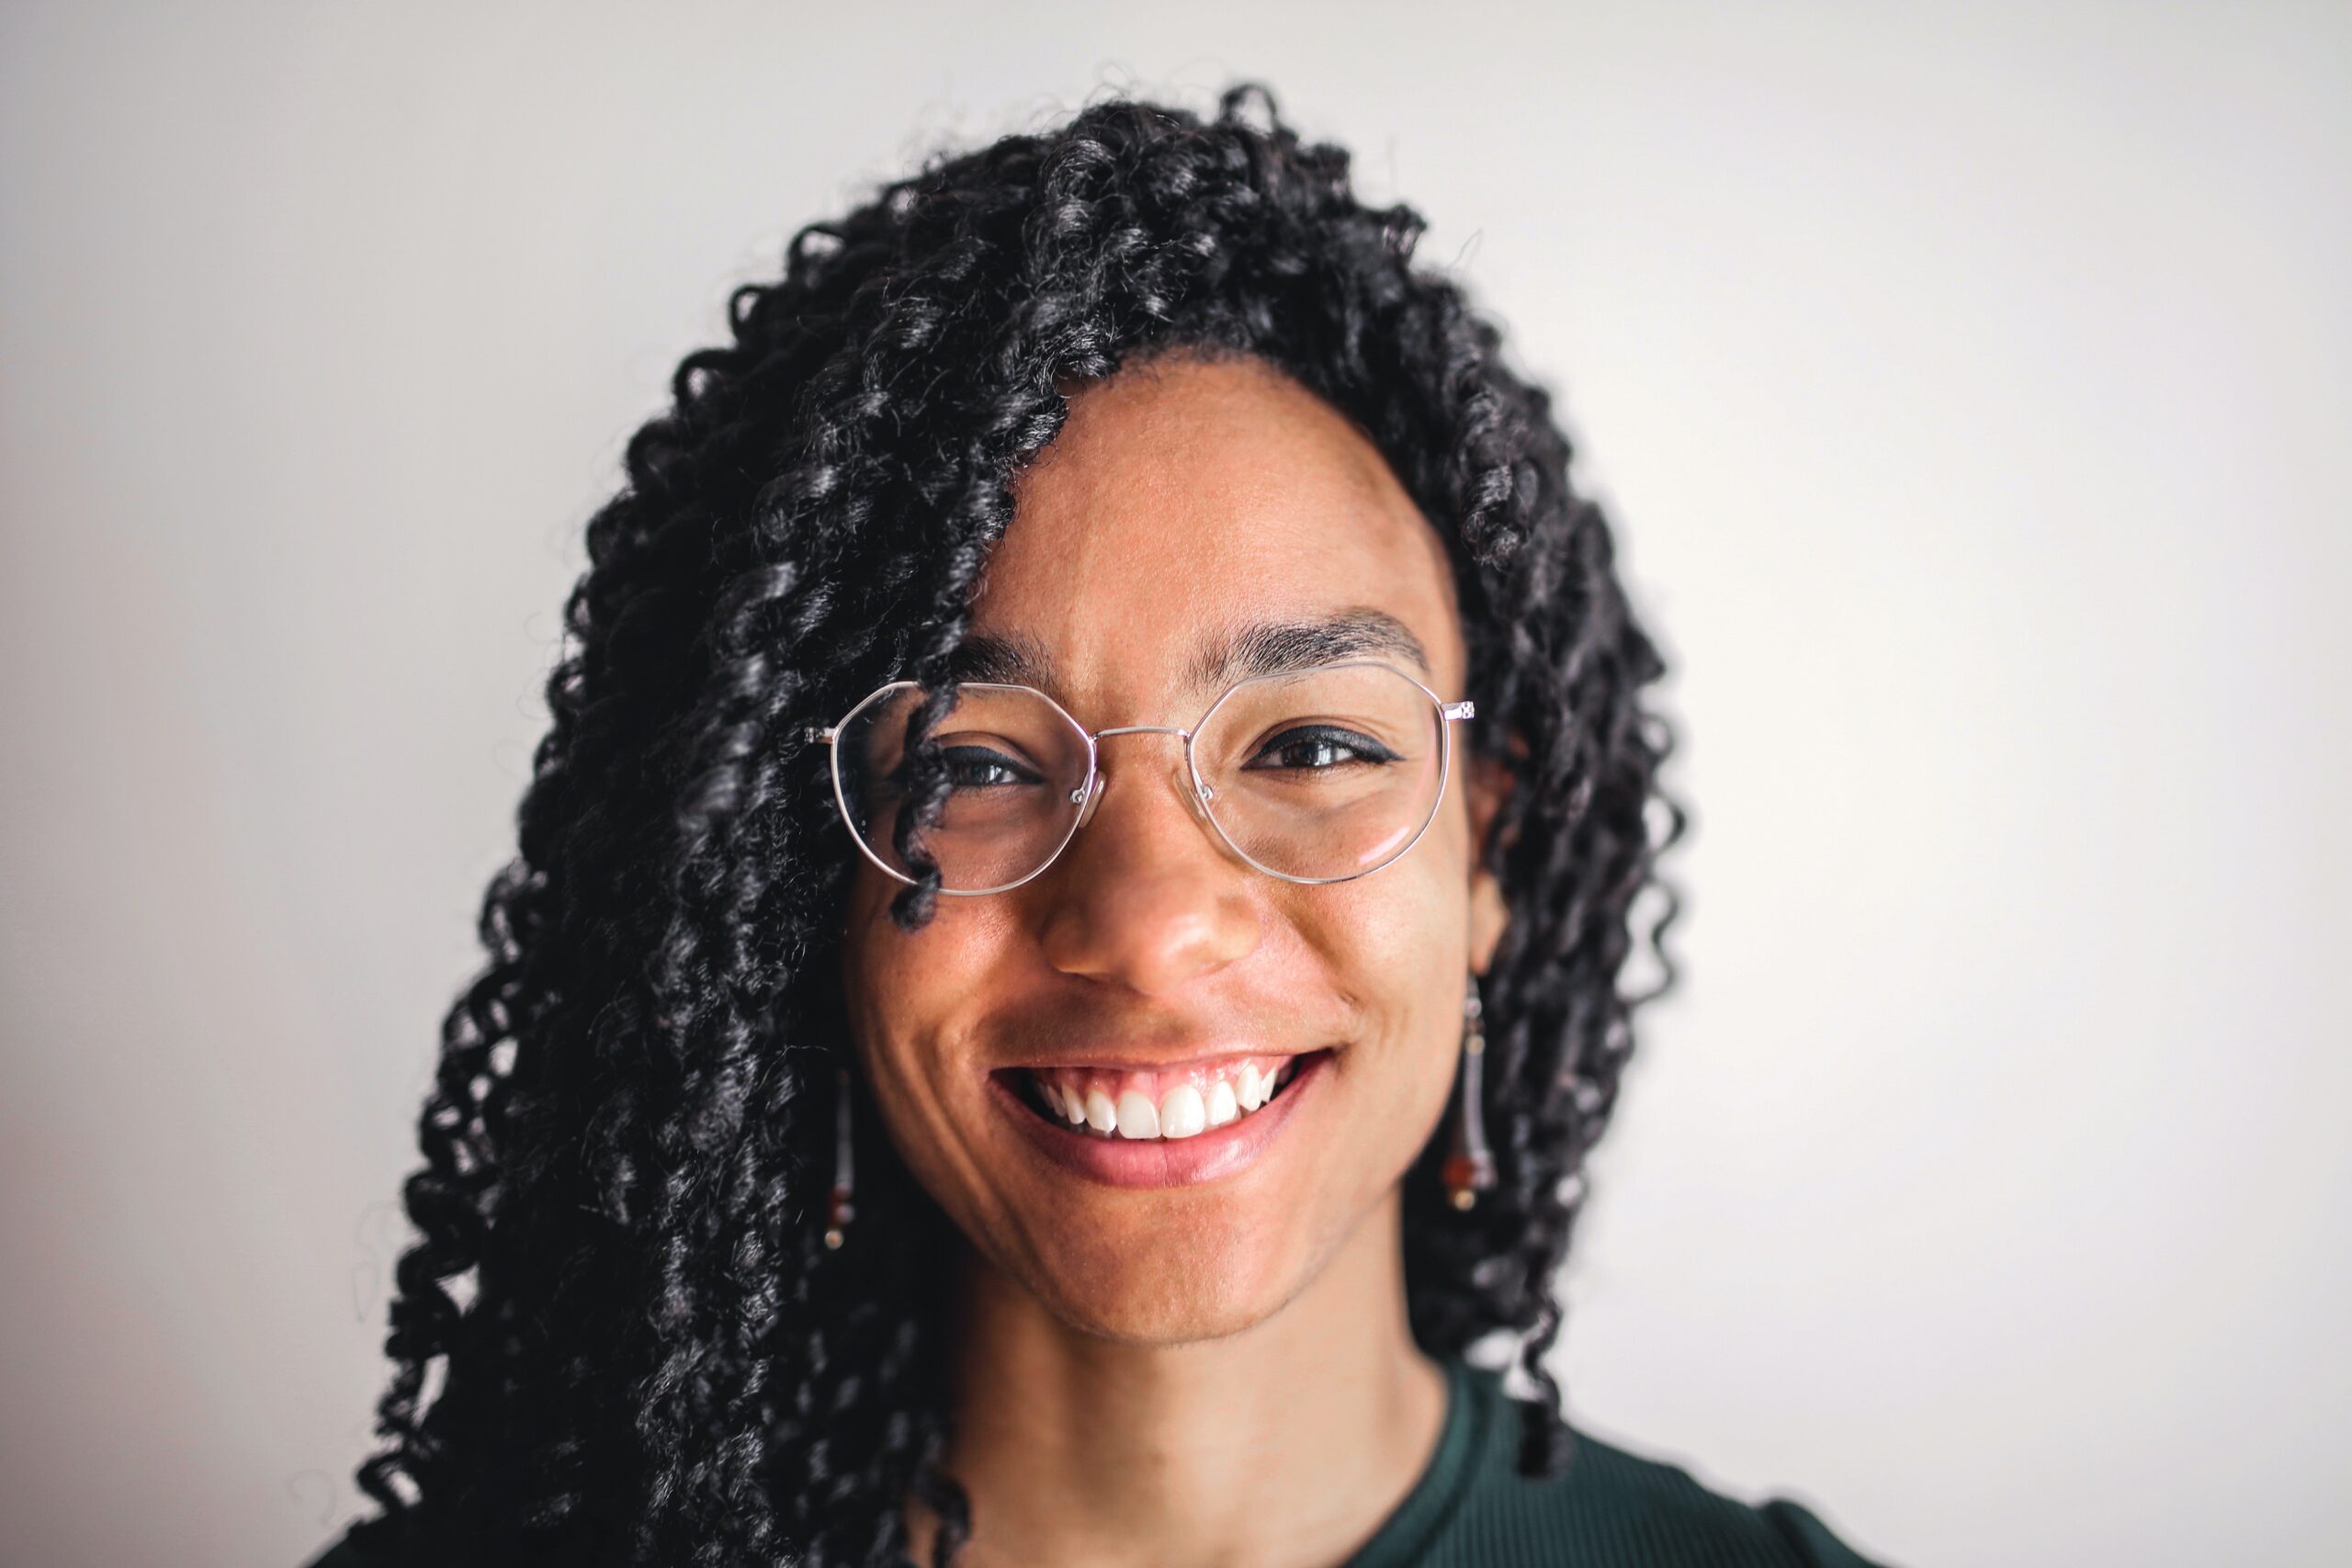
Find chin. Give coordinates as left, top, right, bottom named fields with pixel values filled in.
left=1029, top=1234, right=1295, bottom=1346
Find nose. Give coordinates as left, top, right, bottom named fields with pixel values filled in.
left=1035, top=733, right=1261, bottom=996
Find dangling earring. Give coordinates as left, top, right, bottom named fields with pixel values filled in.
left=1443, top=975, right=1498, bottom=1211
left=823, top=1062, right=856, bottom=1249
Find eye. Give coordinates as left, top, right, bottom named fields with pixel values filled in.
left=1246, top=725, right=1399, bottom=772
left=941, top=744, right=1040, bottom=789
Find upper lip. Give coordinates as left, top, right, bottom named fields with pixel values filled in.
left=994, top=1044, right=1317, bottom=1074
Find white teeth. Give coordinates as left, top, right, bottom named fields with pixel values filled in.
left=1114, top=1089, right=1160, bottom=1139
left=1159, top=1084, right=1207, bottom=1139
left=1032, top=1057, right=1310, bottom=1140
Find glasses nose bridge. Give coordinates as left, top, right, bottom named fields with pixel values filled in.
left=1071, top=723, right=1204, bottom=834
left=1091, top=722, right=1193, bottom=743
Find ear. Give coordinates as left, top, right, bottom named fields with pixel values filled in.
left=1462, top=742, right=1519, bottom=976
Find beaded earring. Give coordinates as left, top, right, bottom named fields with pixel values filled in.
left=823, top=1062, right=856, bottom=1249
left=1442, top=975, right=1498, bottom=1210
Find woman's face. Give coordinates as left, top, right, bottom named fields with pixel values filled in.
left=841, top=351, right=1509, bottom=1344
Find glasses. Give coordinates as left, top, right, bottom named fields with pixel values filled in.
left=805, top=659, right=1476, bottom=895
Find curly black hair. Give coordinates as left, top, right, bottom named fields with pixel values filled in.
left=344, top=80, right=1687, bottom=1568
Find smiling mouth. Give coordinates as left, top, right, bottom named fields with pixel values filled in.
left=997, top=1051, right=1321, bottom=1142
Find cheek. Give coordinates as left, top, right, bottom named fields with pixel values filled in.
left=842, top=867, right=1020, bottom=1021
left=1310, top=868, right=1466, bottom=986
left=839, top=871, right=1010, bottom=1130
left=1301, top=847, right=1477, bottom=1156
left=1309, top=793, right=1478, bottom=997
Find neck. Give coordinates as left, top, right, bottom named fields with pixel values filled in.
left=900, top=1188, right=1447, bottom=1568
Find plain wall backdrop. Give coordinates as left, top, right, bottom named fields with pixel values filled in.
left=3, top=3, right=2346, bottom=1564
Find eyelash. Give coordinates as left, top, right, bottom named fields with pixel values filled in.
left=1243, top=724, right=1397, bottom=772
left=941, top=746, right=1038, bottom=789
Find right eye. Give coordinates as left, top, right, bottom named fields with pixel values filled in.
left=942, top=744, right=1039, bottom=789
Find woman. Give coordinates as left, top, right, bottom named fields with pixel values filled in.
left=311, top=83, right=1888, bottom=1568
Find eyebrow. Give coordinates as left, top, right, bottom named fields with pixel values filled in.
left=943, top=608, right=1434, bottom=694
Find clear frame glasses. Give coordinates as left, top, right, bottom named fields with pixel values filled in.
left=805, top=659, right=1476, bottom=895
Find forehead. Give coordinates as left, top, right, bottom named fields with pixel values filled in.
left=965, top=353, right=1465, bottom=716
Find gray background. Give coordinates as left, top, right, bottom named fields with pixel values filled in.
left=3, top=3, right=2346, bottom=1565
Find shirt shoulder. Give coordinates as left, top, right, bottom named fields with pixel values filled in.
left=1549, top=1428, right=1890, bottom=1566
left=1446, top=1365, right=1895, bottom=1567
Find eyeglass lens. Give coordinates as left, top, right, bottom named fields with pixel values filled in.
left=833, top=665, right=1448, bottom=892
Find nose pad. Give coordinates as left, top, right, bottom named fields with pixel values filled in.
left=1074, top=773, right=1106, bottom=831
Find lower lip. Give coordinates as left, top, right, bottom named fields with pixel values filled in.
left=989, top=1051, right=1332, bottom=1189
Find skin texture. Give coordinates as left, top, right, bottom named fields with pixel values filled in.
left=842, top=351, right=1512, bottom=1567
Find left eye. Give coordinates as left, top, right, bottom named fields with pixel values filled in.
left=1249, top=725, right=1396, bottom=771
left=943, top=745, right=1037, bottom=788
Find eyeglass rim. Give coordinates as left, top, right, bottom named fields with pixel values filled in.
left=804, top=658, right=1476, bottom=896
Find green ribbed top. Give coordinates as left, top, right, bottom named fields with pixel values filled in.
left=1337, top=1356, right=1889, bottom=1567
left=307, top=1356, right=1891, bottom=1568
